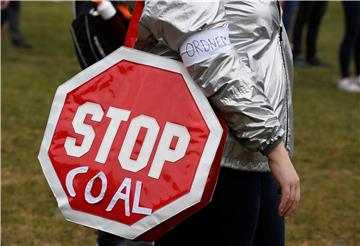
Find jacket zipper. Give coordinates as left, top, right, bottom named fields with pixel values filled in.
left=276, top=0, right=289, bottom=148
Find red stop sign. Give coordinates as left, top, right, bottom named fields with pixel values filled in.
left=38, top=47, right=225, bottom=240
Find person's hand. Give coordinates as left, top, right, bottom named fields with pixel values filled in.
left=267, top=142, right=300, bottom=219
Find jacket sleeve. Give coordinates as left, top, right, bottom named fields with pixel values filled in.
left=140, top=1, right=284, bottom=154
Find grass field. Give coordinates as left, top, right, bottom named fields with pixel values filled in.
left=2, top=2, right=360, bottom=246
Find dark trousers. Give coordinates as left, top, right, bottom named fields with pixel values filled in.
left=1, top=1, right=23, bottom=43
left=292, top=1, right=328, bottom=61
left=339, top=1, right=360, bottom=78
left=155, top=168, right=284, bottom=246
left=282, top=1, right=299, bottom=33
left=97, top=231, right=125, bottom=246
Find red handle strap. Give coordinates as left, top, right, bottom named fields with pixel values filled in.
left=124, top=1, right=144, bottom=48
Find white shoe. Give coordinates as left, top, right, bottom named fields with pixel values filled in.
left=355, top=75, right=360, bottom=86
left=337, top=77, right=360, bottom=93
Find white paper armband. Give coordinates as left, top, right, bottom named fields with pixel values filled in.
left=180, top=27, right=231, bottom=67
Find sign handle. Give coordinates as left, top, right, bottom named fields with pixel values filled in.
left=124, top=1, right=144, bottom=48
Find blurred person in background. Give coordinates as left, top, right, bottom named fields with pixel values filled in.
left=292, top=1, right=328, bottom=67
left=281, top=1, right=299, bottom=34
left=71, top=0, right=131, bottom=69
left=337, top=1, right=360, bottom=93
left=1, top=0, right=31, bottom=49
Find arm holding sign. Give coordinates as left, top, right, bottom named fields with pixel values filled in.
left=139, top=1, right=299, bottom=220
left=141, top=1, right=284, bottom=155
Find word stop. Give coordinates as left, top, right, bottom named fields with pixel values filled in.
left=64, top=102, right=191, bottom=179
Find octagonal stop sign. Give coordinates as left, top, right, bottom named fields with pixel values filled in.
left=38, top=47, right=226, bottom=241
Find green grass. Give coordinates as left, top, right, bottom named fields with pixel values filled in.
left=1, top=2, right=96, bottom=245
left=288, top=2, right=360, bottom=246
left=2, top=2, right=360, bottom=245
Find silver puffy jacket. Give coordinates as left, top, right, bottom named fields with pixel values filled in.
left=136, top=0, right=294, bottom=172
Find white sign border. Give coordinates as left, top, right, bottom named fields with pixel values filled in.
left=38, top=47, right=223, bottom=239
